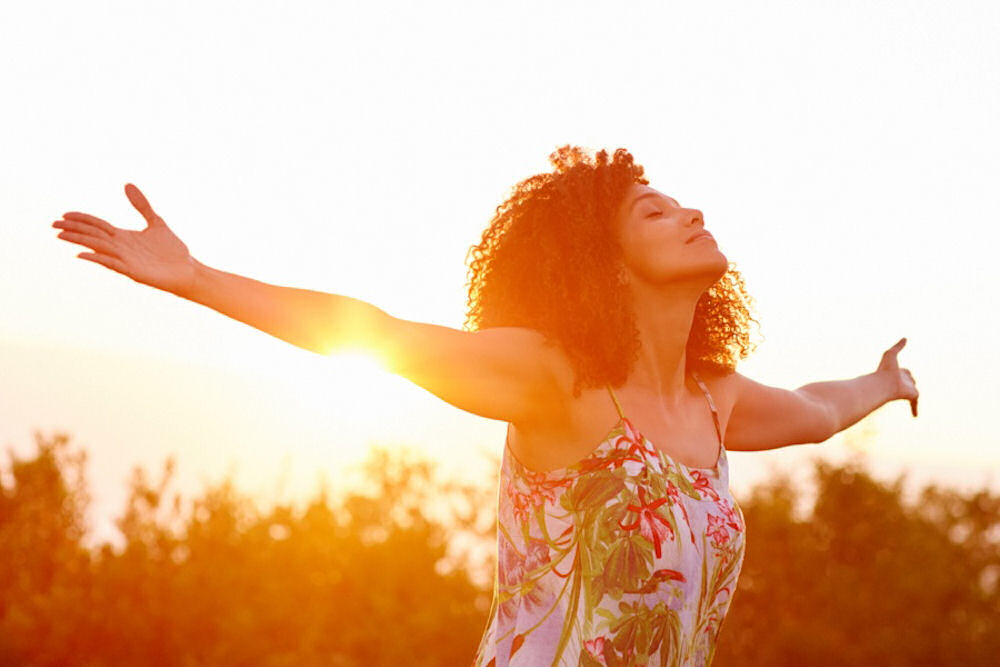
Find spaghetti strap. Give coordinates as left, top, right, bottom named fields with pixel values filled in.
left=608, top=374, right=722, bottom=447
left=605, top=385, right=626, bottom=420
left=691, top=370, right=724, bottom=446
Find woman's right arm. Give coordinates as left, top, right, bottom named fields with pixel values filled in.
left=179, top=259, right=386, bottom=357
left=53, top=183, right=571, bottom=427
left=179, top=262, right=571, bottom=426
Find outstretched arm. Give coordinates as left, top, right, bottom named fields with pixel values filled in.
left=52, top=182, right=357, bottom=354
left=724, top=339, right=919, bottom=451
left=180, top=260, right=385, bottom=356
left=804, top=336, right=919, bottom=426
left=52, top=183, right=572, bottom=429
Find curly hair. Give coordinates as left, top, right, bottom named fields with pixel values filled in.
left=463, top=145, right=760, bottom=397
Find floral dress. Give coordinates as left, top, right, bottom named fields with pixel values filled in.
left=473, top=370, right=746, bottom=667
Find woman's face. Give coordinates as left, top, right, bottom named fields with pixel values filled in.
left=613, top=183, right=728, bottom=289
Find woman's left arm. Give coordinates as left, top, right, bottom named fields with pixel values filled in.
left=723, top=337, right=919, bottom=451
left=801, top=337, right=919, bottom=431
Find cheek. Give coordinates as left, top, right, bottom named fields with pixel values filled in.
left=626, top=227, right=682, bottom=261
left=623, top=242, right=683, bottom=281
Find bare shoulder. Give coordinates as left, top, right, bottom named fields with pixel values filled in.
left=474, top=325, right=580, bottom=426
left=376, top=317, right=579, bottom=426
left=515, top=328, right=579, bottom=423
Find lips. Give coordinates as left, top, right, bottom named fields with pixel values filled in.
left=686, top=231, right=714, bottom=244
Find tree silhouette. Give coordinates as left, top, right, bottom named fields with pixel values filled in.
left=1, top=431, right=997, bottom=666
left=714, top=456, right=1000, bottom=666
left=1, top=432, right=491, bottom=666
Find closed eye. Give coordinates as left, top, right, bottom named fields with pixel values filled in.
left=646, top=210, right=662, bottom=218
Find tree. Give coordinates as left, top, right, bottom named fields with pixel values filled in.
left=714, top=455, right=1000, bottom=666
left=2, top=432, right=997, bottom=665
left=0, top=432, right=94, bottom=665
left=0, top=433, right=492, bottom=666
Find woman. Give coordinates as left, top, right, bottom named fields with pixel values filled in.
left=52, top=146, right=918, bottom=666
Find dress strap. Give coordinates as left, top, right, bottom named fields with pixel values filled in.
left=605, top=385, right=626, bottom=420
left=691, top=370, right=723, bottom=446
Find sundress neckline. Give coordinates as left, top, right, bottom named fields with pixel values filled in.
left=505, top=369, right=726, bottom=477
left=622, top=415, right=726, bottom=473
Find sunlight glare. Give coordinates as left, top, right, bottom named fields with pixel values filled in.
left=327, top=348, right=390, bottom=378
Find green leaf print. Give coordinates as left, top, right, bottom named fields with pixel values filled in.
left=579, top=519, right=608, bottom=578
left=550, top=549, right=584, bottom=665
left=666, top=469, right=699, bottom=499
left=607, top=601, right=660, bottom=662
left=647, top=602, right=683, bottom=667
left=602, top=534, right=653, bottom=600
left=561, top=471, right=626, bottom=513
left=581, top=500, right=632, bottom=617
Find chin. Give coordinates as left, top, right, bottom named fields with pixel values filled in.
left=705, top=253, right=729, bottom=281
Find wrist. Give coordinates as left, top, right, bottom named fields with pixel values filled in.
left=873, top=369, right=898, bottom=405
left=174, top=257, right=210, bottom=301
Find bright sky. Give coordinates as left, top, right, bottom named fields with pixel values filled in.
left=2, top=0, right=997, bottom=549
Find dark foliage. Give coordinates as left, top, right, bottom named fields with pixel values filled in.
left=1, top=432, right=997, bottom=666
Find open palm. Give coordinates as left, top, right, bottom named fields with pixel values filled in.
left=52, top=183, right=198, bottom=295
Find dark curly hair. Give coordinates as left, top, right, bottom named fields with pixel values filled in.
left=463, top=145, right=760, bottom=397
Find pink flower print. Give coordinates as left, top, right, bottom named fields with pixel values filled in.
left=607, top=418, right=657, bottom=464
left=497, top=535, right=557, bottom=620
left=530, top=484, right=556, bottom=507
left=621, top=419, right=658, bottom=458
left=715, top=498, right=743, bottom=532
left=583, top=636, right=609, bottom=665
left=622, top=417, right=641, bottom=443
left=626, top=568, right=687, bottom=595
left=497, top=531, right=525, bottom=587
left=506, top=477, right=560, bottom=523
left=524, top=536, right=551, bottom=572
left=506, top=480, right=532, bottom=522
left=620, top=486, right=676, bottom=558
left=705, top=513, right=731, bottom=548
left=519, top=539, right=560, bottom=615
left=524, top=470, right=558, bottom=491
left=690, top=469, right=720, bottom=501
left=652, top=568, right=686, bottom=583
left=662, top=480, right=695, bottom=544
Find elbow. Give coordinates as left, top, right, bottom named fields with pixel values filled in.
left=811, top=403, right=839, bottom=444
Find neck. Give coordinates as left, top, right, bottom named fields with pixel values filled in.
left=626, top=278, right=704, bottom=405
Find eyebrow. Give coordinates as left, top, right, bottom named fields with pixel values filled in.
left=629, top=192, right=679, bottom=214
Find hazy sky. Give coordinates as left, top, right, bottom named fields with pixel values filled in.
left=2, top=0, right=997, bottom=548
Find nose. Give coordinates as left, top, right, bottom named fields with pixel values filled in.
left=689, top=209, right=704, bottom=227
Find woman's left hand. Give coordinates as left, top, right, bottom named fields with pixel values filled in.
left=877, top=337, right=919, bottom=417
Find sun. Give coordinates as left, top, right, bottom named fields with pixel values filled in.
left=286, top=345, right=417, bottom=431
left=325, top=348, right=390, bottom=379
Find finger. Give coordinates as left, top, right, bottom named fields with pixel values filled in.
left=77, top=251, right=128, bottom=275
left=53, top=219, right=113, bottom=240
left=62, top=212, right=117, bottom=237
left=125, top=183, right=162, bottom=227
left=910, top=398, right=918, bottom=418
left=57, top=230, right=122, bottom=259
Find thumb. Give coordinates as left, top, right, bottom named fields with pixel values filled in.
left=885, top=337, right=906, bottom=356
left=125, top=183, right=163, bottom=227
left=878, top=337, right=906, bottom=372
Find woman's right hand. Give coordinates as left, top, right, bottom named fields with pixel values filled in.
left=52, top=183, right=199, bottom=296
